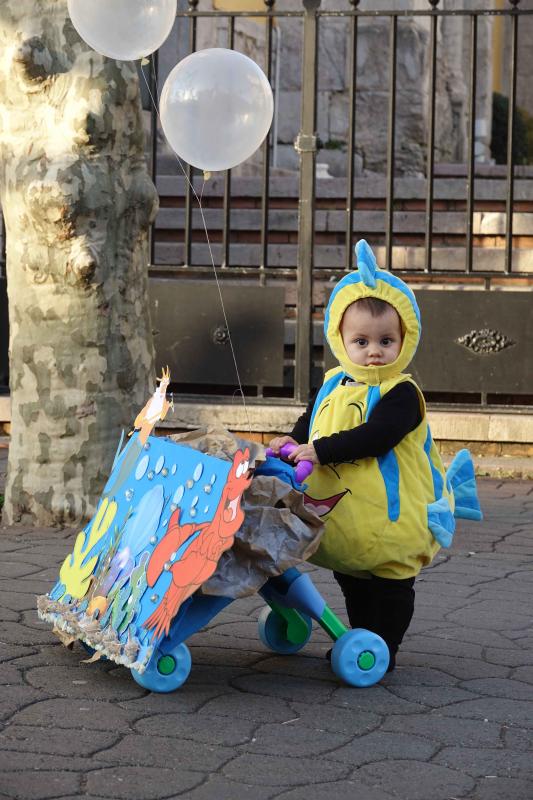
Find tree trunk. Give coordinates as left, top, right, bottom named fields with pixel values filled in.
left=0, top=1, right=158, bottom=526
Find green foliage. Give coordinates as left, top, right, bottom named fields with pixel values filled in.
left=491, top=92, right=533, bottom=165
left=0, top=493, right=3, bottom=511
left=323, top=139, right=346, bottom=151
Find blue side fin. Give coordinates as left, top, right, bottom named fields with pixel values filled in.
left=447, top=449, right=483, bottom=521
left=428, top=496, right=456, bottom=547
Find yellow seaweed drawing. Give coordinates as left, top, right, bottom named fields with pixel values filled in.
left=58, top=498, right=118, bottom=600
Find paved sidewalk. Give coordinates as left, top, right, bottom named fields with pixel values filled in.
left=0, top=478, right=532, bottom=800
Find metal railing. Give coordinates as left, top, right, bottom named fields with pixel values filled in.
left=1, top=1, right=532, bottom=406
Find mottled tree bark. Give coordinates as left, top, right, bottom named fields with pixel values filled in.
left=0, top=1, right=158, bottom=525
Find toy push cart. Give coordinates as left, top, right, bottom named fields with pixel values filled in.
left=38, top=417, right=389, bottom=693
left=130, top=565, right=390, bottom=692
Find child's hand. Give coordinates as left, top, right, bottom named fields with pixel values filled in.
left=268, top=435, right=298, bottom=454
left=287, top=443, right=319, bottom=465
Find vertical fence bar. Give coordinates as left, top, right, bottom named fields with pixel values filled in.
left=505, top=8, right=519, bottom=274
left=345, top=5, right=359, bottom=272
left=221, top=16, right=235, bottom=268
left=184, top=1, right=198, bottom=267
left=0, top=214, right=5, bottom=277
left=465, top=14, right=477, bottom=274
left=385, top=15, right=397, bottom=270
left=294, top=0, right=320, bottom=404
left=260, top=2, right=275, bottom=283
left=148, top=50, right=159, bottom=266
left=424, top=5, right=438, bottom=273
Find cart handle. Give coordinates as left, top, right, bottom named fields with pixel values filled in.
left=265, top=443, right=314, bottom=484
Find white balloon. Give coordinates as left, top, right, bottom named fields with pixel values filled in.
left=67, top=0, right=177, bottom=62
left=160, top=48, right=274, bottom=172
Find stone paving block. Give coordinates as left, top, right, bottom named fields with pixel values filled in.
left=98, top=733, right=234, bottom=772
left=222, top=753, right=350, bottom=787
left=185, top=663, right=255, bottom=687
left=503, top=726, right=533, bottom=751
left=199, top=692, right=295, bottom=723
left=422, top=625, right=518, bottom=650
left=168, top=775, right=276, bottom=800
left=0, top=551, right=64, bottom=569
left=434, top=746, right=533, bottom=779
left=381, top=712, right=503, bottom=748
left=446, top=601, right=532, bottom=632
left=25, top=665, right=145, bottom=702
left=0, top=769, right=80, bottom=800
left=117, top=686, right=227, bottom=716
left=403, top=651, right=510, bottom=680
left=0, top=579, right=54, bottom=595
left=0, top=644, right=38, bottom=664
left=289, top=702, right=381, bottom=736
left=135, top=712, right=255, bottom=746
left=10, top=699, right=136, bottom=732
left=0, top=750, right=93, bottom=774
left=403, top=634, right=484, bottom=659
left=355, top=759, right=476, bottom=800
left=0, top=686, right=51, bottom=724
left=8, top=644, right=93, bottom=671
left=253, top=655, right=334, bottom=684
left=385, top=684, right=481, bottom=708
left=469, top=776, right=533, bottom=800
left=511, top=665, right=533, bottom=684
left=86, top=766, right=203, bottom=800
left=0, top=591, right=39, bottom=612
left=0, top=607, right=19, bottom=623
left=331, top=684, right=427, bottom=716
left=0, top=621, right=53, bottom=647
left=327, top=729, right=438, bottom=765
left=238, top=720, right=352, bottom=758
left=0, top=725, right=121, bottom=758
left=440, top=697, right=533, bottom=728
left=230, top=674, right=335, bottom=705
left=459, top=677, right=533, bottom=700
left=0, top=561, right=42, bottom=579
left=274, top=781, right=395, bottom=800
left=0, top=663, right=24, bottom=686
left=385, top=665, right=458, bottom=687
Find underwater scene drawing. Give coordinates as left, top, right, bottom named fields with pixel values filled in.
left=38, top=430, right=250, bottom=672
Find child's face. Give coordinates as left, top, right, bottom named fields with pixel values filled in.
left=340, top=303, right=403, bottom=368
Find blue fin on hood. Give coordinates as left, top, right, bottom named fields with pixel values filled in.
left=355, top=239, right=378, bottom=288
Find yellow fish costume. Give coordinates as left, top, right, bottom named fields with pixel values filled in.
left=305, top=240, right=482, bottom=580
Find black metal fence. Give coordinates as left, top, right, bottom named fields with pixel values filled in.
left=2, top=1, right=532, bottom=409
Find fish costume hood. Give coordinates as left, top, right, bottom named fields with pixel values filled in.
left=304, top=240, right=482, bottom=579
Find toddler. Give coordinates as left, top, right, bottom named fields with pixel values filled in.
left=270, top=240, right=482, bottom=671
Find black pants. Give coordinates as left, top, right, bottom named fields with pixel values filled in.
left=333, top=571, right=415, bottom=670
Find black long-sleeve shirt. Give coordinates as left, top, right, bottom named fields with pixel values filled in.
left=291, top=380, right=422, bottom=465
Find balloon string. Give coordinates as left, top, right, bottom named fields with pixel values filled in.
left=140, top=63, right=253, bottom=437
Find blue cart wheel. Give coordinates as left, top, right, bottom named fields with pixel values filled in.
left=257, top=606, right=312, bottom=654
left=130, top=642, right=192, bottom=693
left=331, top=628, right=389, bottom=687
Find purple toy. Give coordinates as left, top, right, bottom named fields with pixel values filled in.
left=266, top=442, right=314, bottom=484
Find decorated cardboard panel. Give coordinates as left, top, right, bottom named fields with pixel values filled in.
left=38, top=373, right=251, bottom=672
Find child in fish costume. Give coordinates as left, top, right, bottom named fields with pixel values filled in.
left=270, top=239, right=482, bottom=670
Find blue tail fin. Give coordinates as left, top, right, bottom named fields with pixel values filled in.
left=447, top=449, right=483, bottom=521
